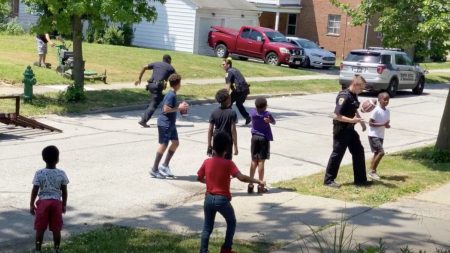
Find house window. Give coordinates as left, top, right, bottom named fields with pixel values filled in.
left=287, top=14, right=297, bottom=35
left=327, top=14, right=341, bottom=35
left=10, top=0, right=19, bottom=17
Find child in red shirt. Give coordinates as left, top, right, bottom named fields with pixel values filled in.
left=197, top=132, right=265, bottom=253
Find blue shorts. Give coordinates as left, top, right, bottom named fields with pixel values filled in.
left=158, top=125, right=178, bottom=144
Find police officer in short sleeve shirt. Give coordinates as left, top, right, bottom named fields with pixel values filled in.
left=135, top=54, right=176, bottom=127
left=324, top=75, right=368, bottom=187
left=223, top=58, right=251, bottom=125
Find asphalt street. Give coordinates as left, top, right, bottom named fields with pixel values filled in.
left=0, top=85, right=448, bottom=251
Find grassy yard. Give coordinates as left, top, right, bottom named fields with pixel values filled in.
left=0, top=35, right=316, bottom=85
left=274, top=147, right=450, bottom=207
left=421, top=61, right=450, bottom=70
left=0, top=79, right=340, bottom=116
left=40, top=226, right=277, bottom=253
left=426, top=73, right=450, bottom=84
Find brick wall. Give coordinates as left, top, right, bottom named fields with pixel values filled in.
left=297, top=0, right=381, bottom=60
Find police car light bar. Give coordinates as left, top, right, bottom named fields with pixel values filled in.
left=368, top=47, right=404, bottom=52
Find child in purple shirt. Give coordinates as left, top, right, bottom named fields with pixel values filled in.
left=248, top=97, right=275, bottom=194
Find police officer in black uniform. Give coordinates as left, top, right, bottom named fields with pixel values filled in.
left=135, top=55, right=176, bottom=127
left=324, top=75, right=368, bottom=188
left=222, top=57, right=251, bottom=125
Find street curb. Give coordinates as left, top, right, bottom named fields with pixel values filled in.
left=80, top=92, right=311, bottom=115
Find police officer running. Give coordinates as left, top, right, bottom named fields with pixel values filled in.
left=222, top=57, right=251, bottom=125
left=324, top=75, right=368, bottom=188
left=135, top=54, right=176, bottom=127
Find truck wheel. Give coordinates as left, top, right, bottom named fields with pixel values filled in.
left=301, top=57, right=310, bottom=68
left=215, top=44, right=229, bottom=58
left=265, top=52, right=280, bottom=66
left=412, top=76, right=425, bottom=95
left=387, top=78, right=398, bottom=97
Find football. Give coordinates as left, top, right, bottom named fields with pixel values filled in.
left=360, top=99, right=377, bottom=113
left=179, top=101, right=189, bottom=115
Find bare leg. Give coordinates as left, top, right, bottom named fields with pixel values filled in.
left=162, top=140, right=179, bottom=167
left=370, top=151, right=385, bottom=173
left=152, top=144, right=167, bottom=171
left=257, top=160, right=266, bottom=181
left=35, top=230, right=45, bottom=251
left=38, top=55, right=44, bottom=66
left=53, top=230, right=61, bottom=250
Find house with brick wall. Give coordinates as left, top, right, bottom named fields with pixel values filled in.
left=249, top=0, right=382, bottom=60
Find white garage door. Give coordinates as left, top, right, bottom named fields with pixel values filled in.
left=197, top=17, right=225, bottom=56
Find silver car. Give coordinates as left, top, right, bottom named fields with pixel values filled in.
left=339, top=47, right=426, bottom=97
left=287, top=37, right=336, bottom=68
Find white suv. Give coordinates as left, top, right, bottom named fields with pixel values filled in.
left=339, top=47, right=426, bottom=97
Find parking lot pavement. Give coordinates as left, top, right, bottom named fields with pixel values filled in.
left=0, top=86, right=448, bottom=251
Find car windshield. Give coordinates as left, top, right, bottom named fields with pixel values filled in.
left=297, top=40, right=320, bottom=49
left=264, top=31, right=288, bottom=43
left=345, top=52, right=381, bottom=63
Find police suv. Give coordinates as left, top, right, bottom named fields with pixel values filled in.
left=339, top=47, right=426, bottom=97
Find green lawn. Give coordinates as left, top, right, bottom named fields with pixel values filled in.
left=41, top=226, right=277, bottom=253
left=0, top=79, right=340, bottom=116
left=426, top=74, right=450, bottom=84
left=0, top=35, right=316, bottom=85
left=274, top=147, right=450, bottom=207
left=421, top=61, right=450, bottom=70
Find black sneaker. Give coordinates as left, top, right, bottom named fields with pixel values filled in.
left=138, top=121, right=150, bottom=128
left=247, top=184, right=254, bottom=194
left=245, top=118, right=251, bottom=125
left=355, top=181, right=373, bottom=187
left=324, top=181, right=340, bottom=188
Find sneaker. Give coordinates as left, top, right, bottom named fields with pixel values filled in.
left=247, top=184, right=254, bottom=194
left=368, top=172, right=381, bottom=181
left=149, top=170, right=166, bottom=179
left=159, top=165, right=174, bottom=177
left=220, top=248, right=236, bottom=253
left=355, top=181, right=373, bottom=187
left=324, top=181, right=340, bottom=188
left=245, top=117, right=252, bottom=125
left=138, top=121, right=150, bottom=128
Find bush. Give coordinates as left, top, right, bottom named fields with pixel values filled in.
left=103, top=25, right=124, bottom=45
left=63, top=85, right=86, bottom=102
left=415, top=39, right=450, bottom=63
left=2, top=18, right=25, bottom=35
left=85, top=22, right=133, bottom=46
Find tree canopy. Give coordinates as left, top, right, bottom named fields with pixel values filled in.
left=330, top=0, right=450, bottom=49
left=12, top=0, right=165, bottom=90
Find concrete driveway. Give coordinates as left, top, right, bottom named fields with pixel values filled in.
left=0, top=85, right=448, bottom=251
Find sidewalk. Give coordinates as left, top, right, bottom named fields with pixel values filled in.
left=0, top=74, right=338, bottom=95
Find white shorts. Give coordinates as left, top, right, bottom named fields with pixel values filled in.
left=36, top=38, right=47, bottom=55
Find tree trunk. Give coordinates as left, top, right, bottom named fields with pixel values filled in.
left=72, top=15, right=84, bottom=89
left=435, top=88, right=450, bottom=150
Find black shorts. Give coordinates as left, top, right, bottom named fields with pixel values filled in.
left=251, top=135, right=270, bottom=160
left=368, top=136, right=384, bottom=153
left=158, top=125, right=178, bottom=144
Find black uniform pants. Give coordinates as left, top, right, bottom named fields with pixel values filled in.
left=231, top=90, right=250, bottom=121
left=324, top=127, right=367, bottom=184
left=141, top=91, right=164, bottom=123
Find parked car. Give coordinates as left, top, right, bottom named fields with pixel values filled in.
left=286, top=37, right=336, bottom=68
left=339, top=47, right=426, bottom=97
left=208, top=26, right=305, bottom=67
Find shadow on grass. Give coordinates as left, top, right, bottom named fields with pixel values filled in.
left=394, top=146, right=450, bottom=172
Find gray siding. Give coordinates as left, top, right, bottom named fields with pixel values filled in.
left=132, top=0, right=197, bottom=53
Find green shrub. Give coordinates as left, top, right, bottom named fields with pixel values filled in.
left=86, top=22, right=106, bottom=44
left=121, top=23, right=134, bottom=46
left=103, top=25, right=124, bottom=45
left=415, top=39, right=450, bottom=63
left=2, top=18, right=25, bottom=35
left=63, top=85, right=86, bottom=102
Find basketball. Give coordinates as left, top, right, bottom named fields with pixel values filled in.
left=360, top=99, right=377, bottom=113
left=179, top=101, right=189, bottom=115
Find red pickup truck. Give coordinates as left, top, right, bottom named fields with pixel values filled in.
left=208, top=25, right=305, bottom=67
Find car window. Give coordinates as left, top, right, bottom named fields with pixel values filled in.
left=395, top=54, right=406, bottom=65
left=298, top=40, right=320, bottom=49
left=345, top=52, right=380, bottom=63
left=402, top=54, right=413, bottom=66
left=240, top=28, right=251, bottom=39
left=249, top=30, right=263, bottom=42
left=264, top=31, right=288, bottom=43
left=381, top=55, right=391, bottom=64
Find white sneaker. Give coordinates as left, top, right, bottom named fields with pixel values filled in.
left=368, top=172, right=381, bottom=181
left=159, top=165, right=174, bottom=177
left=149, top=170, right=166, bottom=179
